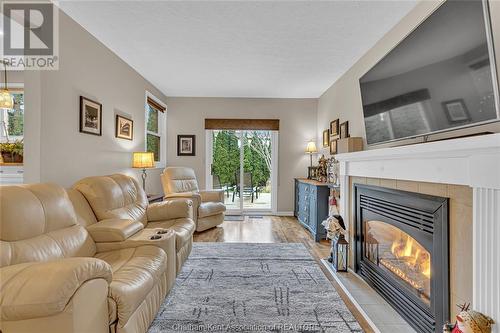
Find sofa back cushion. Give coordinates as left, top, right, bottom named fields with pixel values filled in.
left=66, top=188, right=98, bottom=227
left=0, top=183, right=96, bottom=267
left=161, top=167, right=199, bottom=194
left=73, top=174, right=148, bottom=225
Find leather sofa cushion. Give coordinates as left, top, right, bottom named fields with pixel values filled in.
left=161, top=167, right=199, bottom=194
left=2, top=225, right=97, bottom=267
left=87, top=219, right=144, bottom=242
left=198, top=202, right=226, bottom=218
left=147, top=218, right=195, bottom=252
left=0, top=184, right=96, bottom=267
left=0, top=184, right=79, bottom=241
left=94, top=246, right=167, bottom=326
left=66, top=188, right=98, bottom=227
left=0, top=257, right=112, bottom=321
left=73, top=174, right=148, bottom=225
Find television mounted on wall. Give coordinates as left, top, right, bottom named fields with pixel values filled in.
left=359, top=0, right=500, bottom=146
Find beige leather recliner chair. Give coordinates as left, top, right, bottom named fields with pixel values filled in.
left=72, top=174, right=195, bottom=272
left=161, top=167, right=226, bottom=232
left=0, top=183, right=171, bottom=333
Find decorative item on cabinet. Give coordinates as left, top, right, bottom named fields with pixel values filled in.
left=308, top=155, right=328, bottom=181
left=294, top=178, right=329, bottom=242
left=316, top=155, right=328, bottom=182
left=307, top=166, right=319, bottom=180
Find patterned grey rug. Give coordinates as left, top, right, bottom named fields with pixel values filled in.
left=149, top=243, right=363, bottom=332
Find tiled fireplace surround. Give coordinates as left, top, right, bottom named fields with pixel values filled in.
left=336, top=133, right=500, bottom=332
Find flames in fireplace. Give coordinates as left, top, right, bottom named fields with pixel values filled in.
left=390, top=235, right=431, bottom=278
left=380, top=234, right=431, bottom=299
left=364, top=221, right=431, bottom=302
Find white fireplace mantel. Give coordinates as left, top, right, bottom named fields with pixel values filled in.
left=336, top=133, right=500, bottom=189
left=335, top=133, right=500, bottom=331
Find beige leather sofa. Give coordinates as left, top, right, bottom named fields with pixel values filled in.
left=0, top=183, right=173, bottom=333
left=72, top=174, right=195, bottom=273
left=161, top=167, right=226, bottom=232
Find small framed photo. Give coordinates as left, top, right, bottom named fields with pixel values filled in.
left=115, top=115, right=133, bottom=140
left=322, top=129, right=330, bottom=148
left=80, top=96, right=102, bottom=136
left=330, top=119, right=339, bottom=138
left=442, top=99, right=471, bottom=123
left=330, top=139, right=338, bottom=155
left=177, top=135, right=196, bottom=156
left=340, top=121, right=349, bottom=139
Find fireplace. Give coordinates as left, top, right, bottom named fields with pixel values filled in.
left=354, top=184, right=449, bottom=333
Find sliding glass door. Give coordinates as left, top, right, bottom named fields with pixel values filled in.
left=206, top=129, right=277, bottom=215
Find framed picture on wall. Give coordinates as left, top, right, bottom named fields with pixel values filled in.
left=330, top=139, right=338, bottom=155
left=340, top=121, right=349, bottom=139
left=79, top=96, right=102, bottom=136
left=115, top=115, right=133, bottom=140
left=322, top=129, right=330, bottom=147
left=330, top=119, right=339, bottom=138
left=177, top=135, right=196, bottom=156
left=442, top=99, right=471, bottom=123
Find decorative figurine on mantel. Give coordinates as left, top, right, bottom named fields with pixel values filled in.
left=322, top=215, right=349, bottom=272
left=443, top=303, right=495, bottom=333
left=317, top=154, right=328, bottom=182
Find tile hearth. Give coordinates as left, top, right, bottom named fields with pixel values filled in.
left=321, top=261, right=416, bottom=333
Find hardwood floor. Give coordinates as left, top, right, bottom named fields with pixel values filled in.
left=194, top=215, right=374, bottom=332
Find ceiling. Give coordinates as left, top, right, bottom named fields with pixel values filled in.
left=58, top=1, right=417, bottom=98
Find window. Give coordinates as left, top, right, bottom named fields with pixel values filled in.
left=0, top=89, right=24, bottom=143
left=145, top=93, right=166, bottom=167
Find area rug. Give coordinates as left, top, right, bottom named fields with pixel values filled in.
left=149, top=243, right=363, bottom=332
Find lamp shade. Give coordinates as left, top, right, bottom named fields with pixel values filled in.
left=0, top=89, right=13, bottom=109
left=132, top=152, right=155, bottom=168
left=305, top=141, right=318, bottom=153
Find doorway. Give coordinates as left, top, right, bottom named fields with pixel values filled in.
left=206, top=129, right=278, bottom=215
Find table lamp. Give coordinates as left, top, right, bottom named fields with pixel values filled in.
left=305, top=140, right=318, bottom=167
left=132, top=152, right=155, bottom=191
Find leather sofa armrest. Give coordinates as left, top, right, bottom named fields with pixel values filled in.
left=147, top=199, right=194, bottom=222
left=0, top=258, right=112, bottom=321
left=87, top=219, right=144, bottom=242
left=199, top=189, right=224, bottom=203
left=164, top=192, right=201, bottom=208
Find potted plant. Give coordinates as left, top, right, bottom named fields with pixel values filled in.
left=0, top=140, right=23, bottom=163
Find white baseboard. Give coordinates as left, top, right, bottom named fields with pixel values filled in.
left=275, top=211, right=295, bottom=216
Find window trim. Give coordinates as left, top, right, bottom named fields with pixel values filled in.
left=144, top=91, right=166, bottom=168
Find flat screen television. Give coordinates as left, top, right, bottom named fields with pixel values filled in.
left=359, top=0, right=500, bottom=145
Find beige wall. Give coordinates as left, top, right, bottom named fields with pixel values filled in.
left=165, top=97, right=318, bottom=212
left=349, top=177, right=472, bottom=320
left=23, top=11, right=167, bottom=193
left=317, top=0, right=500, bottom=154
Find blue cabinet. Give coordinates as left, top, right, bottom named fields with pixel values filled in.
left=294, top=178, right=329, bottom=242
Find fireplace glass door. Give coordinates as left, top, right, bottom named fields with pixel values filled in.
left=364, top=220, right=431, bottom=305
